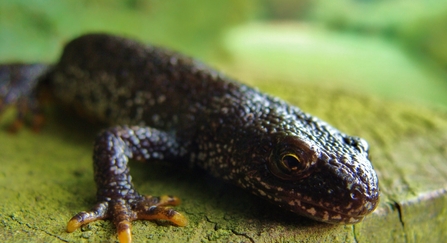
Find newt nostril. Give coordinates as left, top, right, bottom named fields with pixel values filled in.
left=350, top=186, right=363, bottom=200
left=349, top=184, right=367, bottom=205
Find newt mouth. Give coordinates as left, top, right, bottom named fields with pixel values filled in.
left=282, top=185, right=379, bottom=224
left=288, top=197, right=378, bottom=224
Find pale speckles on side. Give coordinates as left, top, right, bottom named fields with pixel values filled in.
left=348, top=218, right=359, bottom=223
left=53, top=67, right=133, bottom=124
left=306, top=207, right=317, bottom=216
left=258, top=190, right=267, bottom=197
left=259, top=181, right=271, bottom=190
left=157, top=95, right=166, bottom=104
left=331, top=214, right=342, bottom=220
left=169, top=57, right=178, bottom=66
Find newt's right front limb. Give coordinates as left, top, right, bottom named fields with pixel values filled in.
left=67, top=126, right=187, bottom=243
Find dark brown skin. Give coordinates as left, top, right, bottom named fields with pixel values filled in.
left=0, top=34, right=379, bottom=243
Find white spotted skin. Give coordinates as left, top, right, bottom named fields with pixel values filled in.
left=46, top=34, right=379, bottom=224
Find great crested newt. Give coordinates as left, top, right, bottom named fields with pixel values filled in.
left=0, top=33, right=379, bottom=243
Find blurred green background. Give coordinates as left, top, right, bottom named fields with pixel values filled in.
left=1, top=0, right=447, bottom=109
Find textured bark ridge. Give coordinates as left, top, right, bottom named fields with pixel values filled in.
left=1, top=81, right=446, bottom=242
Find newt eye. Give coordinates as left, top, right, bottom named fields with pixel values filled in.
left=269, top=136, right=319, bottom=180
left=280, top=154, right=303, bottom=173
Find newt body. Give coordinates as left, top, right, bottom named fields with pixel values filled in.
left=0, top=34, right=379, bottom=242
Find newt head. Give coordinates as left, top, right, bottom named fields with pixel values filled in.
left=246, top=131, right=379, bottom=224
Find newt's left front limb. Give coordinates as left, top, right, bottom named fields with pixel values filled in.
left=67, top=126, right=187, bottom=243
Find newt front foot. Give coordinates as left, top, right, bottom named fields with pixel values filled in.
left=67, top=126, right=187, bottom=242
left=67, top=195, right=187, bottom=243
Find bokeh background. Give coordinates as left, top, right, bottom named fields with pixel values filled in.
left=2, top=0, right=447, bottom=109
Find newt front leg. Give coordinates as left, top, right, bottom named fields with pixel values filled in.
left=66, top=126, right=187, bottom=243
